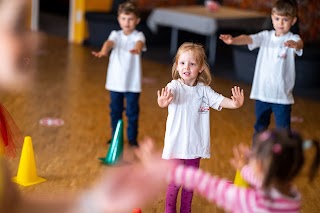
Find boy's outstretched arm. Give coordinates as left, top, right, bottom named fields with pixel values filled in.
left=219, top=86, right=244, bottom=109
left=219, top=34, right=253, bottom=45
left=130, top=40, right=144, bottom=54
left=91, top=40, right=114, bottom=58
left=284, top=39, right=304, bottom=51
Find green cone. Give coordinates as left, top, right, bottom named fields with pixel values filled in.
left=99, top=119, right=123, bottom=165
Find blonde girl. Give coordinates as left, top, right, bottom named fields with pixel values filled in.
left=157, top=42, right=244, bottom=213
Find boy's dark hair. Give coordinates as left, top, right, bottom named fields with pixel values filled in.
left=118, top=0, right=140, bottom=18
left=253, top=128, right=320, bottom=189
left=272, top=0, right=298, bottom=17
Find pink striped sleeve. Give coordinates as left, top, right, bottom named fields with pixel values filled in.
left=241, top=165, right=262, bottom=188
left=167, top=165, right=301, bottom=212
left=167, top=165, right=255, bottom=211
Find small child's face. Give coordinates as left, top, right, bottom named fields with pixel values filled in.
left=271, top=13, right=297, bottom=36
left=118, top=12, right=140, bottom=35
left=176, top=51, right=202, bottom=86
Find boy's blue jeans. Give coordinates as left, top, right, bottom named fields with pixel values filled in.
left=110, top=91, right=140, bottom=146
left=254, top=100, right=291, bottom=134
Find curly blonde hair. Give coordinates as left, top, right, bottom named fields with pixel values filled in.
left=171, top=42, right=211, bottom=85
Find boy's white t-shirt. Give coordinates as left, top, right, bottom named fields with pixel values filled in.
left=248, top=30, right=303, bottom=104
left=162, top=80, right=225, bottom=160
left=105, top=30, right=146, bottom=93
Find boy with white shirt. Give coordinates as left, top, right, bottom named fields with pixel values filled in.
left=219, top=0, right=303, bottom=140
left=92, top=0, right=146, bottom=147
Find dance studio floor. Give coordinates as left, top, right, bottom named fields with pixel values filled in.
left=2, top=33, right=320, bottom=212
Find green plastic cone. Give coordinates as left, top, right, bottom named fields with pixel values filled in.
left=99, top=120, right=124, bottom=165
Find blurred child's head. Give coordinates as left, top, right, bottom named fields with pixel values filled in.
left=251, top=129, right=320, bottom=189
left=271, top=0, right=298, bottom=36
left=0, top=0, right=35, bottom=92
left=172, top=42, right=211, bottom=86
left=117, top=0, right=141, bottom=35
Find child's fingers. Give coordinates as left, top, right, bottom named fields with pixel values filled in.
left=231, top=96, right=236, bottom=102
left=231, top=87, right=236, bottom=97
left=166, top=89, right=172, bottom=98
left=231, top=87, right=244, bottom=106
left=231, top=86, right=241, bottom=96
left=219, top=34, right=228, bottom=39
left=91, top=51, right=102, bottom=58
left=163, top=88, right=172, bottom=98
left=163, top=88, right=168, bottom=96
left=229, top=158, right=237, bottom=169
left=233, top=145, right=241, bottom=160
left=135, top=137, right=153, bottom=162
left=239, top=144, right=250, bottom=159
left=130, top=49, right=140, bottom=54
left=141, top=137, right=154, bottom=153
left=158, top=88, right=165, bottom=97
left=165, top=88, right=172, bottom=96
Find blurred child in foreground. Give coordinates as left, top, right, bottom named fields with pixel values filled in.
left=138, top=129, right=320, bottom=213
left=0, top=0, right=170, bottom=212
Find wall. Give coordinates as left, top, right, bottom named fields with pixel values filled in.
left=86, top=0, right=111, bottom=12
left=26, top=0, right=32, bottom=29
left=136, top=0, right=197, bottom=10
left=70, top=0, right=111, bottom=43
left=40, top=0, right=318, bottom=44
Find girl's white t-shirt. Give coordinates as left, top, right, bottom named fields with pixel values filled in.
left=162, top=80, right=224, bottom=160
left=105, top=30, right=146, bottom=93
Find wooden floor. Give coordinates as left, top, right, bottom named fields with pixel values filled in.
left=2, top=33, right=320, bottom=213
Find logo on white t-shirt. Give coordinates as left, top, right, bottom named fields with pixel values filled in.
left=278, top=45, right=288, bottom=59
left=198, top=97, right=210, bottom=114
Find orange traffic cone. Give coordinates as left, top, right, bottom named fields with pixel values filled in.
left=233, top=169, right=248, bottom=188
left=12, top=136, right=46, bottom=186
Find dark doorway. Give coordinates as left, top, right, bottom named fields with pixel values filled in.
left=39, top=0, right=70, bottom=38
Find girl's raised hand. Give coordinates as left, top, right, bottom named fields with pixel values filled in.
left=231, top=86, right=244, bottom=108
left=157, top=87, right=173, bottom=108
left=230, top=143, right=250, bottom=171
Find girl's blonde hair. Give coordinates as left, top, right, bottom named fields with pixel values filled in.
left=171, top=42, right=211, bottom=86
